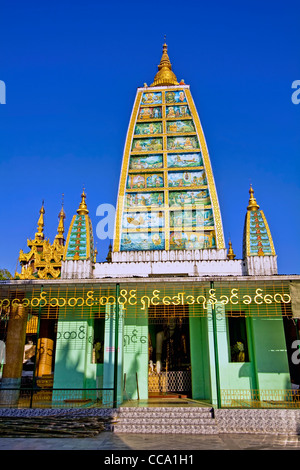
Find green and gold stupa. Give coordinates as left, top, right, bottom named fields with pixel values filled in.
left=113, top=43, right=225, bottom=253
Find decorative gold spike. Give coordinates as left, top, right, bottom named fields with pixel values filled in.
left=55, top=195, right=66, bottom=245
left=77, top=188, right=89, bottom=215
left=35, top=201, right=45, bottom=240
left=106, top=243, right=112, bottom=263
left=150, top=43, right=179, bottom=87
left=247, top=185, right=260, bottom=211
left=227, top=240, right=236, bottom=260
left=94, top=246, right=98, bottom=263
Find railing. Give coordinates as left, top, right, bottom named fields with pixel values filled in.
left=221, top=389, right=300, bottom=409
left=0, top=388, right=115, bottom=409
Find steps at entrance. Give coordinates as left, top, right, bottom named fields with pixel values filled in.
left=113, top=407, right=217, bottom=434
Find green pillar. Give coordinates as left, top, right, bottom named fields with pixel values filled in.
left=211, top=281, right=221, bottom=408
left=113, top=283, right=120, bottom=407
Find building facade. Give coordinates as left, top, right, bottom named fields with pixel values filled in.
left=0, top=44, right=299, bottom=409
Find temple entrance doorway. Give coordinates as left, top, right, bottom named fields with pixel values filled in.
left=148, top=305, right=191, bottom=398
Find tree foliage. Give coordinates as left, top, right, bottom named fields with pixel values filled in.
left=0, top=269, right=12, bottom=280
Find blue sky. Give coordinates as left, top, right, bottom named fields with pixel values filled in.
left=0, top=0, right=299, bottom=275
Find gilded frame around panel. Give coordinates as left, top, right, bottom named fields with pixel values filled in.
left=185, top=88, right=225, bottom=249
left=113, top=91, right=143, bottom=251
left=113, top=86, right=225, bottom=252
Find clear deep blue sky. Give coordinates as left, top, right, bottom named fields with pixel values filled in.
left=0, top=0, right=299, bottom=275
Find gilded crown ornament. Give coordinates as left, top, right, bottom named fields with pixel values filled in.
left=247, top=185, right=260, bottom=211
left=227, top=240, right=236, bottom=260
left=151, top=43, right=179, bottom=87
left=77, top=188, right=89, bottom=215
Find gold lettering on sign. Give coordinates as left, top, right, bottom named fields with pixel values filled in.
left=0, top=287, right=292, bottom=312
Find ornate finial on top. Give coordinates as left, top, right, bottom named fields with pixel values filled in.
left=77, top=188, right=89, bottom=215
left=35, top=201, right=45, bottom=240
left=247, top=185, right=260, bottom=211
left=106, top=243, right=112, bottom=263
left=55, top=194, right=66, bottom=244
left=150, top=43, right=179, bottom=87
left=227, top=240, right=236, bottom=260
left=94, top=245, right=98, bottom=263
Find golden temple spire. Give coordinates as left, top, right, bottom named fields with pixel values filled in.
left=227, top=240, right=236, bottom=260
left=55, top=195, right=66, bottom=245
left=150, top=42, right=179, bottom=87
left=35, top=201, right=45, bottom=240
left=247, top=185, right=260, bottom=211
left=77, top=188, right=89, bottom=215
left=94, top=246, right=98, bottom=263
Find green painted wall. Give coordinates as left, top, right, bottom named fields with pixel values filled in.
left=52, top=298, right=292, bottom=407
left=250, top=317, right=291, bottom=392
left=205, top=302, right=291, bottom=406
left=206, top=303, right=257, bottom=406
left=53, top=319, right=91, bottom=389
left=53, top=317, right=104, bottom=399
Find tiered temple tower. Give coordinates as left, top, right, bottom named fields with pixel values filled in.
left=61, top=189, right=96, bottom=279
left=243, top=185, right=277, bottom=275
left=61, top=43, right=278, bottom=279
left=113, top=43, right=225, bottom=256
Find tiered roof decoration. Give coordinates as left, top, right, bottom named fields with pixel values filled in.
left=16, top=202, right=65, bottom=280
left=63, top=190, right=95, bottom=261
left=243, top=185, right=276, bottom=257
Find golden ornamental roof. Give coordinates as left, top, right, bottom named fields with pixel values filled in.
left=15, top=202, right=65, bottom=280
left=150, top=43, right=179, bottom=87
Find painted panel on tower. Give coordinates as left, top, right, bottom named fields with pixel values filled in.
left=122, top=211, right=164, bottom=230
left=167, top=136, right=199, bottom=151
left=121, top=232, right=165, bottom=251
left=167, top=153, right=202, bottom=168
left=134, top=122, right=163, bottom=135
left=166, top=120, right=195, bottom=133
left=138, top=106, right=162, bottom=120
left=166, top=105, right=191, bottom=118
left=168, top=170, right=207, bottom=188
left=141, top=92, right=162, bottom=105
left=129, top=154, right=163, bottom=170
left=125, top=192, right=164, bottom=209
left=165, top=90, right=187, bottom=104
left=169, top=209, right=214, bottom=228
left=169, top=231, right=216, bottom=250
left=132, top=138, right=163, bottom=152
left=169, top=189, right=211, bottom=207
left=127, top=173, right=164, bottom=189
